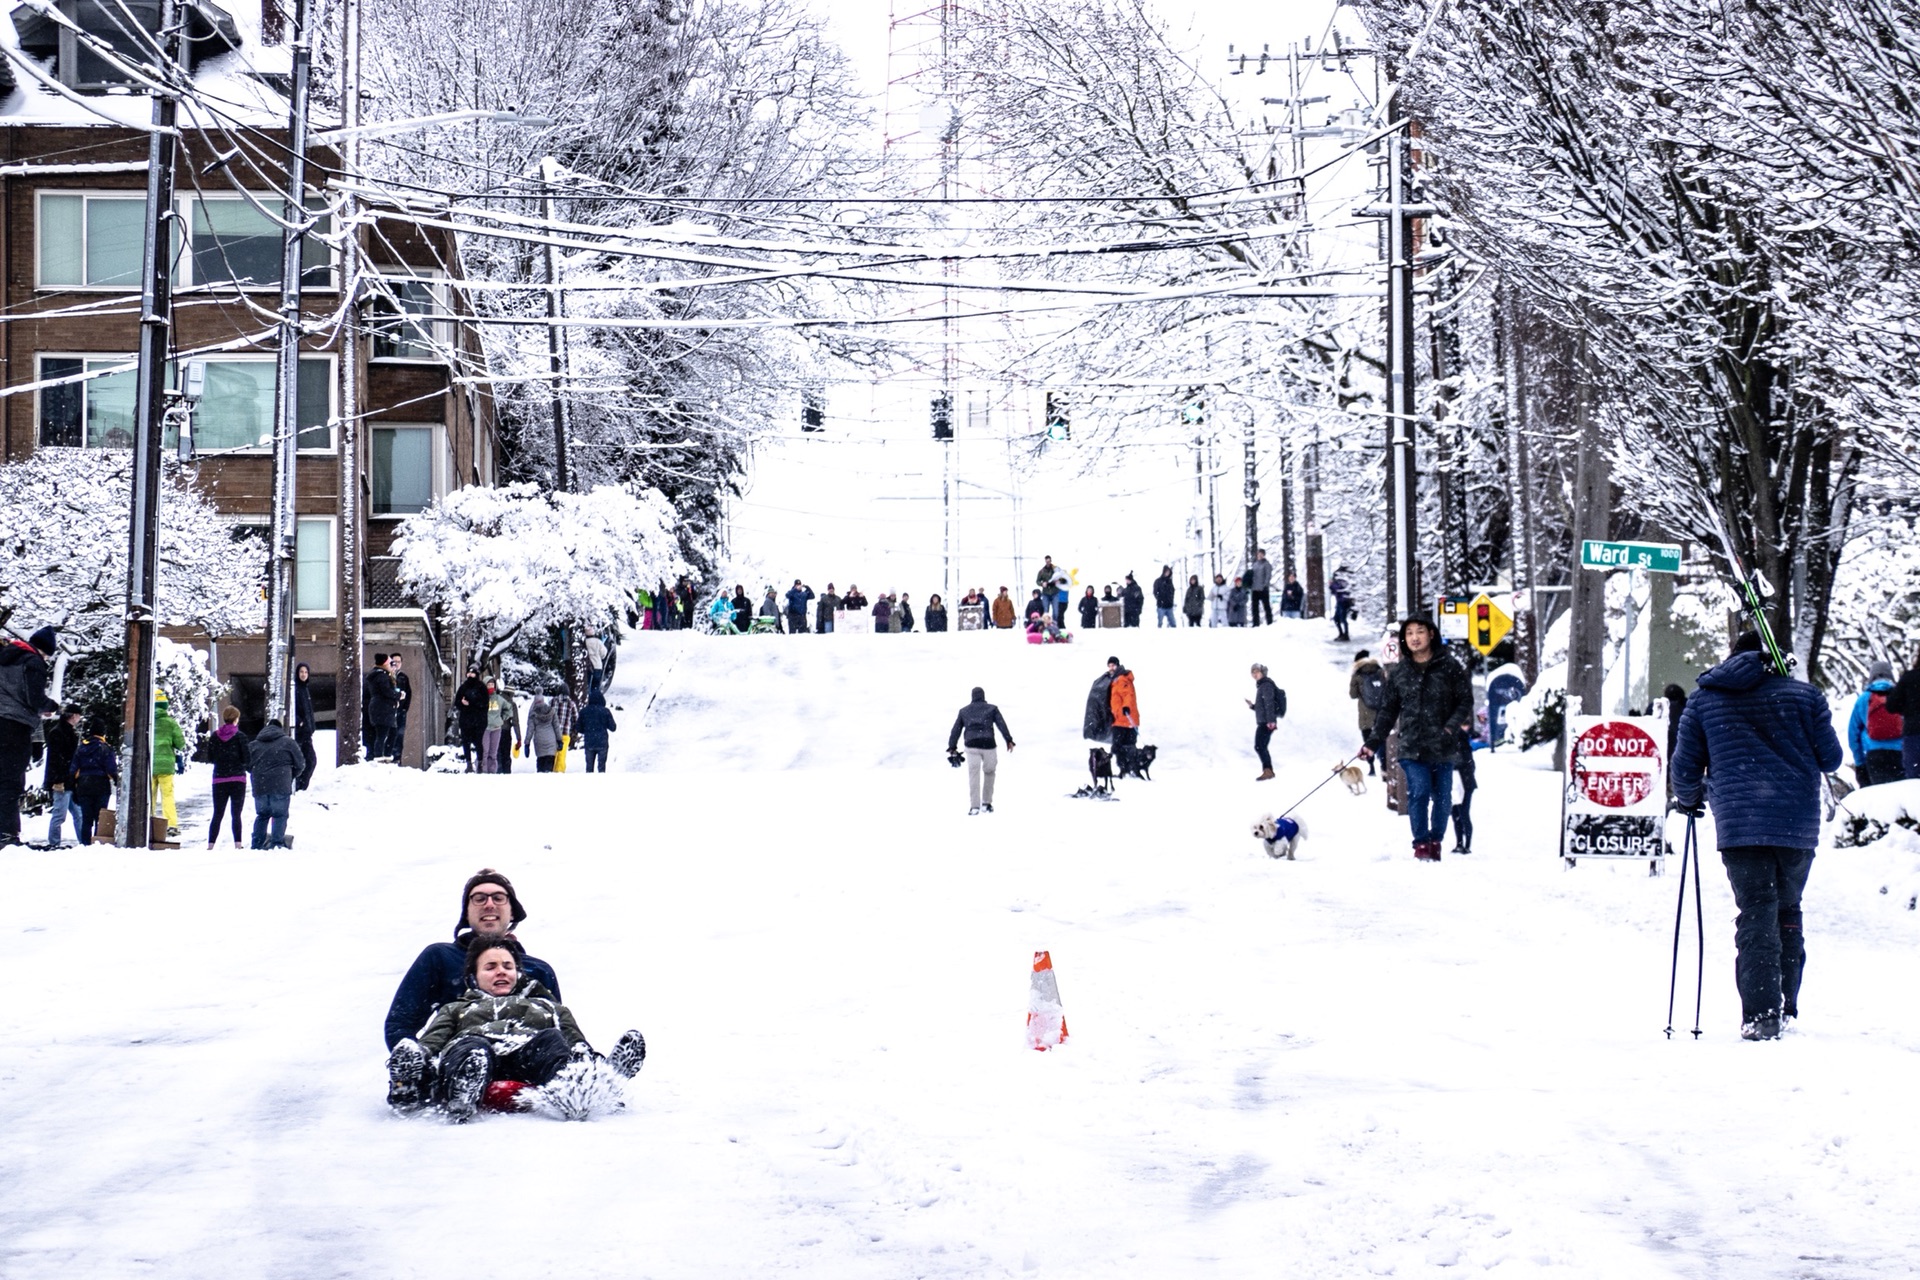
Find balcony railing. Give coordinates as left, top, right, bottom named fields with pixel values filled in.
left=365, top=557, right=417, bottom=610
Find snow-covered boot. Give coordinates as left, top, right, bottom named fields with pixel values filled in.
left=386, top=1039, right=429, bottom=1111
left=441, top=1046, right=490, bottom=1122
left=1740, top=1012, right=1781, bottom=1042
left=528, top=1057, right=627, bottom=1121
left=609, top=1029, right=647, bottom=1078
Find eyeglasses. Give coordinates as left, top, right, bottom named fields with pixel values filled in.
left=467, top=891, right=510, bottom=906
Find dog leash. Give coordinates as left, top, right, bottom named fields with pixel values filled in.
left=1275, top=753, right=1364, bottom=822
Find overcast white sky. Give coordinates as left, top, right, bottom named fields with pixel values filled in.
left=726, top=0, right=1371, bottom=604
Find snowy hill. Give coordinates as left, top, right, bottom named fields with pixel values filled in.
left=6, top=621, right=1920, bottom=1277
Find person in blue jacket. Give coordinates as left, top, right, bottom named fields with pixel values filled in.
left=575, top=691, right=618, bottom=773
left=384, top=869, right=562, bottom=1057
left=1671, top=632, right=1843, bottom=1041
left=1847, top=660, right=1905, bottom=787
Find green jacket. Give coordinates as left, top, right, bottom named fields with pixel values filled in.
left=152, top=705, right=187, bottom=775
left=414, top=977, right=586, bottom=1057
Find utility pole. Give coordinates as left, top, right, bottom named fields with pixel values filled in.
left=540, top=155, right=571, bottom=493
left=265, top=0, right=314, bottom=725
left=335, top=0, right=363, bottom=764
left=116, top=0, right=183, bottom=849
left=1383, top=94, right=1418, bottom=622
left=1500, top=286, right=1539, bottom=683
left=1567, top=317, right=1609, bottom=721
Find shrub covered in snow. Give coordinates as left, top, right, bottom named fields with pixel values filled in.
left=395, top=482, right=687, bottom=665
left=0, top=451, right=265, bottom=652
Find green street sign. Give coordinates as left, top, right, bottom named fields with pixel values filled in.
left=1580, top=539, right=1682, bottom=574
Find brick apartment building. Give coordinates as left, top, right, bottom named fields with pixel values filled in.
left=1, top=0, right=496, bottom=766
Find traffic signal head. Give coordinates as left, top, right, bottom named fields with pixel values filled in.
left=1045, top=390, right=1069, bottom=441
left=931, top=392, right=954, bottom=441
left=1181, top=397, right=1206, bottom=426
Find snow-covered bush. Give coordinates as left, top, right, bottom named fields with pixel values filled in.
left=395, top=482, right=687, bottom=665
left=0, top=451, right=264, bottom=652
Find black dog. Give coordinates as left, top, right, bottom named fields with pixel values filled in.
left=1114, top=742, right=1157, bottom=781
left=1087, top=747, right=1115, bottom=794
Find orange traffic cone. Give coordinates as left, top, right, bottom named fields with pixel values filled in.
left=1026, top=950, right=1068, bottom=1051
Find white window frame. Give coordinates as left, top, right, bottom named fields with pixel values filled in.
left=180, top=192, right=336, bottom=292
left=185, top=353, right=339, bottom=456
left=34, top=190, right=154, bottom=291
left=369, top=422, right=446, bottom=519
left=294, top=514, right=339, bottom=617
left=367, top=271, right=453, bottom=364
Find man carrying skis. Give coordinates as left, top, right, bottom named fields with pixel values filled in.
left=1671, top=632, right=1843, bottom=1041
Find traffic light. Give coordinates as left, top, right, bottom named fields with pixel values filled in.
left=1045, top=390, right=1069, bottom=441
left=1475, top=600, right=1492, bottom=651
left=931, top=391, right=953, bottom=440
left=801, top=390, right=824, bottom=432
left=1181, top=395, right=1206, bottom=426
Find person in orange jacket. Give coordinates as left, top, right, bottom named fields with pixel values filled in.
left=1106, top=657, right=1139, bottom=755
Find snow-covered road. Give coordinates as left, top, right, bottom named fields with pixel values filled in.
left=6, top=621, right=1919, bottom=1278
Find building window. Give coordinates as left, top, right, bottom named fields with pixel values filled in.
left=35, top=355, right=181, bottom=450
left=186, top=196, right=331, bottom=289
left=369, top=279, right=447, bottom=361
left=38, top=194, right=146, bottom=288
left=191, top=358, right=333, bottom=451
left=296, top=517, right=334, bottom=614
left=372, top=426, right=435, bottom=515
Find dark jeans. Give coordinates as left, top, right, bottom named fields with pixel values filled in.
left=536, top=755, right=555, bottom=773
left=460, top=725, right=484, bottom=771
left=1452, top=751, right=1477, bottom=849
left=251, top=791, right=291, bottom=849
left=585, top=747, right=608, bottom=773
left=1721, top=846, right=1814, bottom=1020
left=1399, top=759, right=1455, bottom=844
left=787, top=612, right=807, bottom=635
left=1905, top=736, right=1920, bottom=781
left=392, top=719, right=408, bottom=765
left=1862, top=749, right=1903, bottom=787
left=210, top=780, right=246, bottom=844
left=1254, top=724, right=1274, bottom=770
left=0, top=719, right=32, bottom=843
left=1251, top=588, right=1273, bottom=626
left=75, top=793, right=107, bottom=846
left=498, top=731, right=514, bottom=774
left=437, top=1027, right=573, bottom=1095
left=1111, top=726, right=1138, bottom=755
left=295, top=733, right=317, bottom=790
left=1334, top=599, right=1351, bottom=640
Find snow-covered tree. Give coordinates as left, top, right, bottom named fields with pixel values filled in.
left=0, top=451, right=264, bottom=651
left=394, top=482, right=688, bottom=663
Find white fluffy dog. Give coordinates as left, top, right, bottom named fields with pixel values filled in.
left=1253, top=814, right=1305, bottom=860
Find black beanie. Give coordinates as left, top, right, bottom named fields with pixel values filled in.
left=463, top=932, right=526, bottom=981
left=455, top=868, right=528, bottom=939
left=28, top=625, right=56, bottom=655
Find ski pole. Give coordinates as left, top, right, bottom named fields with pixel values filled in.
left=1664, top=814, right=1692, bottom=1040
left=1277, top=753, right=1364, bottom=822
left=1689, top=814, right=1705, bottom=1039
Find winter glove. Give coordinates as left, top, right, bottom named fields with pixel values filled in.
left=175, top=753, right=187, bottom=774
left=1669, top=798, right=1705, bottom=819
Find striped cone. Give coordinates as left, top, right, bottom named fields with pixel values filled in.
left=1026, top=950, right=1068, bottom=1051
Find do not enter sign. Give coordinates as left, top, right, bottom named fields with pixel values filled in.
left=1572, top=721, right=1660, bottom=808
left=1562, top=715, right=1668, bottom=860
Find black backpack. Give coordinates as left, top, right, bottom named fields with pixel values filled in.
left=1358, top=667, right=1389, bottom=711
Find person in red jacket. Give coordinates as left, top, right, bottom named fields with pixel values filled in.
left=1107, top=657, right=1139, bottom=754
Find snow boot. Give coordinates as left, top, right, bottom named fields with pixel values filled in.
left=1414, top=840, right=1442, bottom=862
left=441, top=1046, right=490, bottom=1122
left=1741, top=1012, right=1782, bottom=1042
left=1256, top=768, right=1275, bottom=781
left=528, top=1057, right=627, bottom=1121
left=386, top=1039, right=429, bottom=1111
left=609, top=1029, right=647, bottom=1078
left=983, top=803, right=993, bottom=813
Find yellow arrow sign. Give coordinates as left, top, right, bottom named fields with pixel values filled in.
left=1468, top=592, right=1512, bottom=655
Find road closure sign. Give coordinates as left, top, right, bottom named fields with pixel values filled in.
left=1561, top=715, right=1667, bottom=860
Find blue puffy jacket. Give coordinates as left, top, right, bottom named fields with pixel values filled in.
left=1671, top=652, right=1843, bottom=851
left=575, top=693, right=617, bottom=751
left=1847, top=679, right=1903, bottom=763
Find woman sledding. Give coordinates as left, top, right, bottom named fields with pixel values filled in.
left=387, top=932, right=644, bottom=1121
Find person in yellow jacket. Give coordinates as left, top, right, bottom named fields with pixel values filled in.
left=151, top=690, right=187, bottom=837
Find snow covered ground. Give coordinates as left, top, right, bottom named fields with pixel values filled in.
left=7, top=621, right=1920, bottom=1278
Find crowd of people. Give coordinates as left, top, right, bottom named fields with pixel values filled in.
left=452, top=659, right=619, bottom=776
left=696, top=551, right=1365, bottom=639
